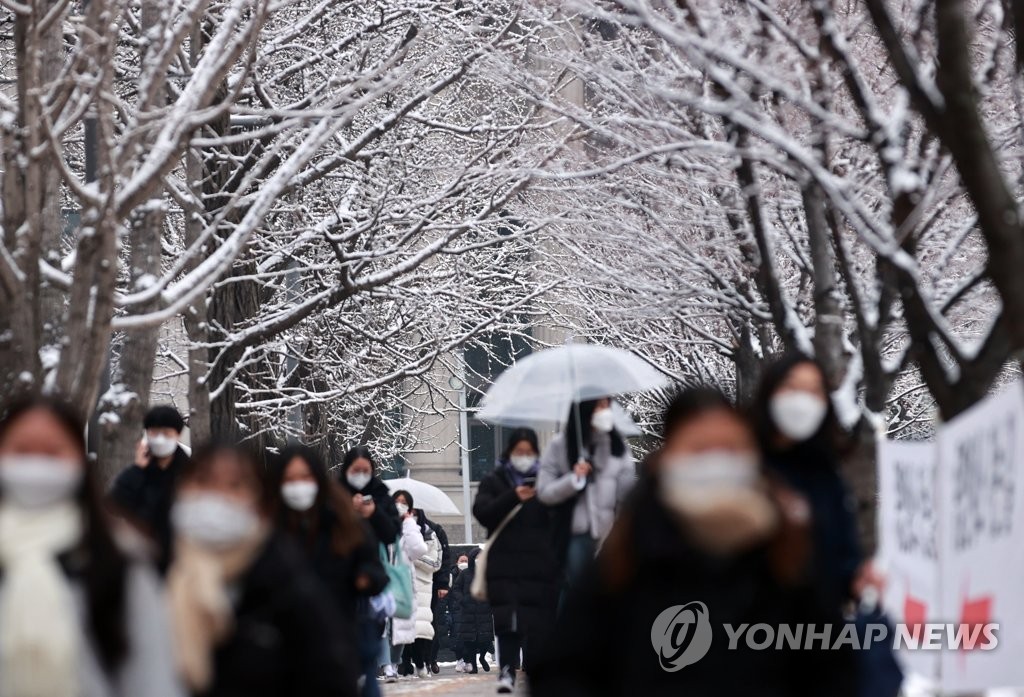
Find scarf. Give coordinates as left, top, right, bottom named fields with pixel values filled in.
left=676, top=487, right=778, bottom=555
left=501, top=459, right=539, bottom=487
left=166, top=530, right=267, bottom=692
left=0, top=502, right=84, bottom=697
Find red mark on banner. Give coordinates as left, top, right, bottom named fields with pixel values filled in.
left=959, top=593, right=993, bottom=652
left=904, top=594, right=927, bottom=644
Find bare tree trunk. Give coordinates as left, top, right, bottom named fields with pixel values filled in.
left=733, top=321, right=764, bottom=404
left=803, top=185, right=845, bottom=389
left=183, top=24, right=211, bottom=444
left=96, top=204, right=166, bottom=481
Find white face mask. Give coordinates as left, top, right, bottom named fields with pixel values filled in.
left=346, top=471, right=372, bottom=491
left=281, top=481, right=318, bottom=512
left=396, top=502, right=409, bottom=517
left=146, top=433, right=178, bottom=459
left=172, top=493, right=260, bottom=550
left=591, top=408, right=614, bottom=434
left=660, top=451, right=760, bottom=515
left=0, top=455, right=83, bottom=509
left=509, top=455, right=537, bottom=473
left=770, top=392, right=828, bottom=442
left=457, top=562, right=468, bottom=571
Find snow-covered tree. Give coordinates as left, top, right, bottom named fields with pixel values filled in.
left=514, top=0, right=1019, bottom=542
left=0, top=0, right=559, bottom=475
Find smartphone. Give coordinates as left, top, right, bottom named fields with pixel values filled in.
left=522, top=475, right=537, bottom=487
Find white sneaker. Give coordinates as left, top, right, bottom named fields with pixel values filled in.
left=497, top=667, right=515, bottom=693
left=385, top=665, right=398, bottom=683
left=418, top=666, right=430, bottom=679
left=455, top=659, right=466, bottom=673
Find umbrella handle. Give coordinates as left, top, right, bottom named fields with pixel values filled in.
left=569, top=347, right=587, bottom=463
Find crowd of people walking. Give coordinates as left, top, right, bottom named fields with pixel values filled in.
left=0, top=352, right=886, bottom=697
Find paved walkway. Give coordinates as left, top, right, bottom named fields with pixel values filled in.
left=380, top=666, right=528, bottom=697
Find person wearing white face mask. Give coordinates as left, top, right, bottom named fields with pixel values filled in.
left=473, top=428, right=559, bottom=693
left=536, top=398, right=635, bottom=596
left=339, top=446, right=401, bottom=547
left=529, top=388, right=855, bottom=697
left=268, top=444, right=388, bottom=697
left=755, top=355, right=875, bottom=615
left=0, top=397, right=185, bottom=697
left=381, top=490, right=431, bottom=681
left=389, top=491, right=442, bottom=679
left=166, top=444, right=357, bottom=697
left=109, top=404, right=190, bottom=572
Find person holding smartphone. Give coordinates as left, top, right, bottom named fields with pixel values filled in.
left=473, top=428, right=559, bottom=694
left=109, top=404, right=190, bottom=571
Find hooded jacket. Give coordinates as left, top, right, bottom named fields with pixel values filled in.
left=536, top=433, right=635, bottom=544
left=448, top=548, right=494, bottom=647
left=410, top=521, right=442, bottom=641
left=390, top=517, right=429, bottom=646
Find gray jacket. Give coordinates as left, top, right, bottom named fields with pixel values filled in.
left=537, top=432, right=635, bottom=544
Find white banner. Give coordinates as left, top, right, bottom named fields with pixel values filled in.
left=877, top=439, right=940, bottom=681
left=878, top=379, right=1024, bottom=692
left=936, top=381, right=1024, bottom=692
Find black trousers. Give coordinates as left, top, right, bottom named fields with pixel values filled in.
left=461, top=640, right=488, bottom=664
left=498, top=632, right=523, bottom=672
left=400, top=638, right=431, bottom=669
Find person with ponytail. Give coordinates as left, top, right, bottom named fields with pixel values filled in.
left=0, top=397, right=183, bottom=697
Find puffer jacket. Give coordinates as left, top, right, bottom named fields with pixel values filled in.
left=537, top=432, right=635, bottom=545
left=473, top=465, right=558, bottom=636
left=390, top=517, right=428, bottom=646
left=411, top=529, right=442, bottom=640
left=449, top=549, right=493, bottom=646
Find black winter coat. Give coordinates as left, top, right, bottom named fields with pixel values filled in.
left=473, top=467, right=558, bottom=635
left=341, top=475, right=400, bottom=545
left=200, top=533, right=358, bottom=697
left=530, top=482, right=855, bottom=697
left=108, top=446, right=190, bottom=569
left=426, top=518, right=451, bottom=593
left=449, top=550, right=494, bottom=646
left=280, top=509, right=388, bottom=624
left=766, top=446, right=862, bottom=611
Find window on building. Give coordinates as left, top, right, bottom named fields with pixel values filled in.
left=463, top=329, right=531, bottom=481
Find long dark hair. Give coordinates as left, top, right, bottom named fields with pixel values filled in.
left=751, top=354, right=842, bottom=457
left=268, top=443, right=363, bottom=556
left=564, top=399, right=625, bottom=466
left=660, top=387, right=735, bottom=440
left=178, top=442, right=270, bottom=510
left=500, top=427, right=539, bottom=462
left=341, top=445, right=376, bottom=474
left=0, top=397, right=128, bottom=672
left=392, top=488, right=432, bottom=535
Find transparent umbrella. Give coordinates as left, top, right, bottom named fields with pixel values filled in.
left=476, top=344, right=668, bottom=427
left=383, top=474, right=461, bottom=516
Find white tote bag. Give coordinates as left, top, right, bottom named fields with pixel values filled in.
left=470, top=503, right=523, bottom=601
